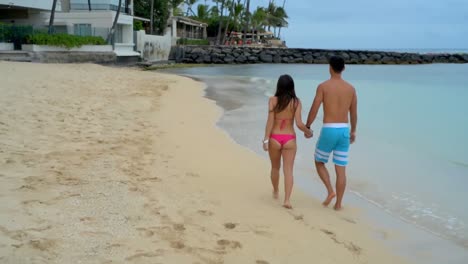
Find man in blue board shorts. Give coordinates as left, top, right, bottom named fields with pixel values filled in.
left=305, top=56, right=358, bottom=210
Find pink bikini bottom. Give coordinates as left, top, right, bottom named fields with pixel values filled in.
left=270, top=134, right=296, bottom=146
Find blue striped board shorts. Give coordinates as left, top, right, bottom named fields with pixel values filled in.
left=315, top=123, right=351, bottom=166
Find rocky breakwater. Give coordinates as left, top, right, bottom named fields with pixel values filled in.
left=173, top=46, right=468, bottom=64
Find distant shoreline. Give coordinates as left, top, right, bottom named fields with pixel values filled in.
left=172, top=46, right=468, bottom=65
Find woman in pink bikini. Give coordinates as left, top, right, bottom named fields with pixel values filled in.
left=263, top=74, right=312, bottom=209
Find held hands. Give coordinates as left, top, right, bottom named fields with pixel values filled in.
left=304, top=129, right=313, bottom=139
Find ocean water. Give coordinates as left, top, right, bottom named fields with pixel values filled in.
left=164, top=64, right=468, bottom=263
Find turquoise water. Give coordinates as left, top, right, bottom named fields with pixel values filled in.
left=165, top=64, right=468, bottom=262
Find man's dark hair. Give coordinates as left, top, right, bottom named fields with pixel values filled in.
left=329, top=56, right=345, bottom=73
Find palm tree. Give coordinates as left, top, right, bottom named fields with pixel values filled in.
left=277, top=0, right=287, bottom=38
left=232, top=0, right=244, bottom=31
left=107, top=0, right=122, bottom=44
left=215, top=0, right=227, bottom=45
left=210, top=5, right=220, bottom=18
left=251, top=7, right=267, bottom=42
left=48, top=0, right=58, bottom=34
left=150, top=0, right=154, bottom=34
left=242, top=0, right=250, bottom=44
left=265, top=1, right=276, bottom=32
left=196, top=4, right=210, bottom=20
left=273, top=6, right=288, bottom=38
left=185, top=0, right=198, bottom=16
left=222, top=0, right=236, bottom=44
left=169, top=0, right=185, bottom=16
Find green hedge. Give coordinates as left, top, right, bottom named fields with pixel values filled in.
left=26, top=33, right=106, bottom=48
left=177, top=38, right=209, bottom=46
left=0, top=24, right=33, bottom=43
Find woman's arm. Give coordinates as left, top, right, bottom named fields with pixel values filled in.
left=295, top=99, right=311, bottom=134
left=263, top=97, right=275, bottom=150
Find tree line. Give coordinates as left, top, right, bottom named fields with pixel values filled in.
left=135, top=0, right=288, bottom=44
left=47, top=0, right=288, bottom=45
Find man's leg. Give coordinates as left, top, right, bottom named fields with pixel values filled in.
left=334, top=165, right=346, bottom=210
left=315, top=161, right=336, bottom=206
left=332, top=128, right=351, bottom=210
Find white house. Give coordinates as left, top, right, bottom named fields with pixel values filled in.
left=0, top=0, right=138, bottom=57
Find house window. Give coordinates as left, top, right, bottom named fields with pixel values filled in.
left=54, top=26, right=68, bottom=34
left=74, top=24, right=92, bottom=36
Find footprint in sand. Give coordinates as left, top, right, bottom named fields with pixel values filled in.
left=136, top=228, right=155, bottom=238
left=28, top=239, right=56, bottom=251
left=79, top=217, right=94, bottom=223
left=320, top=229, right=362, bottom=255
left=22, top=200, right=51, bottom=206
left=256, top=261, right=270, bottom=264
left=216, top=239, right=242, bottom=249
left=185, top=172, right=200, bottom=178
left=197, top=210, right=213, bottom=216
left=15, top=185, right=36, bottom=191
left=170, top=241, right=185, bottom=249
left=341, top=217, right=357, bottom=224
left=287, top=211, right=304, bottom=221
left=173, top=224, right=185, bottom=232
left=137, top=177, right=161, bottom=183
left=224, top=223, right=237, bottom=230
left=125, top=250, right=163, bottom=261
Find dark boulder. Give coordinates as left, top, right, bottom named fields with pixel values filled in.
left=236, top=55, right=247, bottom=63
left=273, top=54, right=282, bottom=63
left=224, top=55, right=235, bottom=63
left=260, top=53, right=273, bottom=63
left=370, top=54, right=382, bottom=61
left=292, top=57, right=304, bottom=63
left=248, top=56, right=259, bottom=62
left=203, top=55, right=212, bottom=63
left=304, top=54, right=314, bottom=63
left=315, top=56, right=328, bottom=64
left=381, top=56, right=394, bottom=64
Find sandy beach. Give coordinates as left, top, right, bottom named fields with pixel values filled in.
left=0, top=61, right=408, bottom=264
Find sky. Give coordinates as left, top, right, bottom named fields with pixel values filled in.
left=227, top=0, right=468, bottom=49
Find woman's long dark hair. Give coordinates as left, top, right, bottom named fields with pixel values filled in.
left=273, top=74, right=298, bottom=113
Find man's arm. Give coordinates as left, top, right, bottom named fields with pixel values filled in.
left=306, top=84, right=324, bottom=128
left=350, top=88, right=358, bottom=143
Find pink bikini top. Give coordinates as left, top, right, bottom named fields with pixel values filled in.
left=276, top=118, right=293, bottom=130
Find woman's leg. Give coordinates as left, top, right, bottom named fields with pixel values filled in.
left=281, top=139, right=297, bottom=208
left=268, top=139, right=282, bottom=199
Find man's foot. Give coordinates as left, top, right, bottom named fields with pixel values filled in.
left=272, top=190, right=279, bottom=199
left=322, top=193, right=336, bottom=207
left=333, top=203, right=342, bottom=211
left=283, top=201, right=292, bottom=209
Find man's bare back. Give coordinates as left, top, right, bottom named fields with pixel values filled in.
left=320, top=79, right=356, bottom=124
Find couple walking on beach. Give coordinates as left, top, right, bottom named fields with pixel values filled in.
left=263, top=56, right=358, bottom=210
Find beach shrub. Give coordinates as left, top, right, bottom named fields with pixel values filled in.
left=133, top=20, right=144, bottom=31
left=177, top=38, right=209, bottom=46
left=26, top=33, right=106, bottom=48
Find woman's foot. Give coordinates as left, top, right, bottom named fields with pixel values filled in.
left=272, top=190, right=279, bottom=199
left=322, top=193, right=336, bottom=207
left=333, top=203, right=342, bottom=211
left=283, top=201, right=292, bottom=209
